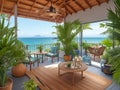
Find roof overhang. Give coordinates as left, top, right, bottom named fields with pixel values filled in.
left=0, top=0, right=110, bottom=23
left=66, top=0, right=114, bottom=23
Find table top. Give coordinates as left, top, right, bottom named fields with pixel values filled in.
left=33, top=52, right=47, bottom=55
left=58, top=61, right=88, bottom=72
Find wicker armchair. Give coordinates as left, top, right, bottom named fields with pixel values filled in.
left=88, top=46, right=105, bottom=61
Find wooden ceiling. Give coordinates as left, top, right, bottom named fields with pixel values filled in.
left=0, top=0, right=109, bottom=23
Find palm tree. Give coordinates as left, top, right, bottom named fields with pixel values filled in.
left=53, top=20, right=82, bottom=61
left=53, top=20, right=92, bottom=61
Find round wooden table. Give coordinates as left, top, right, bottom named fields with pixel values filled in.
left=34, top=52, right=47, bottom=64
left=58, top=61, right=88, bottom=85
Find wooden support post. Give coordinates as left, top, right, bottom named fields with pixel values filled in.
left=79, top=24, right=83, bottom=56
left=14, top=4, right=18, bottom=37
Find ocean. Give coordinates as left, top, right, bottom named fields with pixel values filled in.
left=18, top=37, right=106, bottom=45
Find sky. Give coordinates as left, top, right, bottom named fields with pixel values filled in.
left=9, top=16, right=107, bottom=38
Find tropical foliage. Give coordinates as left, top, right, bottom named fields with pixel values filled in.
left=106, top=0, right=120, bottom=43
left=100, top=23, right=120, bottom=47
left=53, top=20, right=92, bottom=55
left=107, top=47, right=120, bottom=84
left=53, top=20, right=82, bottom=55
left=101, top=39, right=112, bottom=50
left=71, top=41, right=78, bottom=50
left=0, top=15, right=26, bottom=87
left=82, top=41, right=91, bottom=55
left=37, top=45, right=43, bottom=52
left=103, top=0, right=120, bottom=84
left=107, top=0, right=120, bottom=30
left=23, top=79, right=37, bottom=90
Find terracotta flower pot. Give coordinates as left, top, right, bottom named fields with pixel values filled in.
left=0, top=78, right=13, bottom=90
left=12, top=63, right=27, bottom=77
left=39, top=50, right=42, bottom=53
left=63, top=55, right=71, bottom=61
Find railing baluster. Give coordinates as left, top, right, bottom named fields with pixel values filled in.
left=25, top=43, right=59, bottom=53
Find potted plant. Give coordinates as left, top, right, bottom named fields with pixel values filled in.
left=11, top=43, right=27, bottom=77
left=37, top=45, right=43, bottom=52
left=53, top=20, right=82, bottom=61
left=101, top=51, right=112, bottom=74
left=82, top=41, right=90, bottom=55
left=23, top=79, right=37, bottom=90
left=0, top=15, right=26, bottom=90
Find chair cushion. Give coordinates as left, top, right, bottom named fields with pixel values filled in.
left=46, top=52, right=57, bottom=57
left=82, top=55, right=91, bottom=65
left=30, top=57, right=37, bottom=61
left=23, top=55, right=37, bottom=64
left=50, top=46, right=58, bottom=53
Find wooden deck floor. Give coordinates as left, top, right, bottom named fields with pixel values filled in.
left=26, top=64, right=112, bottom=90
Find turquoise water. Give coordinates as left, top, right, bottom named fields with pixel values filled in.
left=18, top=37, right=106, bottom=45
left=18, top=37, right=57, bottom=45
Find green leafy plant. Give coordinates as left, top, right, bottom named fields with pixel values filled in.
left=101, top=39, right=112, bottom=50
left=107, top=48, right=120, bottom=84
left=102, top=51, right=110, bottom=63
left=53, top=20, right=82, bottom=56
left=102, top=47, right=120, bottom=84
left=100, top=23, right=120, bottom=47
left=82, top=41, right=90, bottom=55
left=37, top=45, right=43, bottom=52
left=67, top=62, right=71, bottom=68
left=105, top=0, right=120, bottom=84
left=0, top=15, right=26, bottom=87
left=72, top=41, right=78, bottom=50
left=23, top=79, right=37, bottom=90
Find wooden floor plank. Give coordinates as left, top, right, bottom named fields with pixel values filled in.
left=26, top=66, right=112, bottom=90
left=26, top=71, right=51, bottom=90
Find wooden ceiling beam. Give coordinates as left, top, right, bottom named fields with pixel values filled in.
left=0, top=0, right=5, bottom=13
left=74, top=0, right=85, bottom=11
left=28, top=0, right=42, bottom=18
left=53, top=0, right=60, bottom=4
left=1, top=8, right=11, bottom=13
left=105, top=0, right=109, bottom=3
left=58, top=0, right=75, bottom=8
left=30, top=0, right=37, bottom=12
left=35, top=2, right=47, bottom=9
left=95, top=0, right=101, bottom=5
left=84, top=0, right=92, bottom=8
left=65, top=6, right=72, bottom=15
left=44, top=0, right=50, bottom=7
left=8, top=0, right=20, bottom=18
left=18, top=13, right=52, bottom=22
left=34, top=1, right=46, bottom=7
left=18, top=11, right=50, bottom=20
left=67, top=4, right=77, bottom=13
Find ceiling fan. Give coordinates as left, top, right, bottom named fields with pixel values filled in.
left=47, top=0, right=57, bottom=16
left=49, top=0, right=56, bottom=13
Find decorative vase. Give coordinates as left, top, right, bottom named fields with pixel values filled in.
left=12, top=63, right=27, bottom=77
left=0, top=78, right=13, bottom=90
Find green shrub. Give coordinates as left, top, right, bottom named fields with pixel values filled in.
left=23, top=79, right=37, bottom=90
